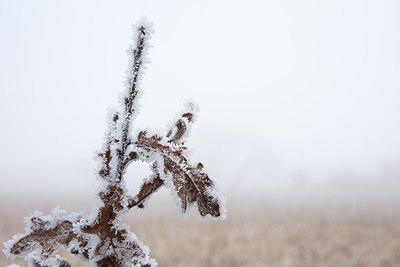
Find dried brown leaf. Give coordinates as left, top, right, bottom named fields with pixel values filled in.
left=136, top=131, right=222, bottom=217
left=128, top=167, right=164, bottom=209
left=9, top=216, right=76, bottom=263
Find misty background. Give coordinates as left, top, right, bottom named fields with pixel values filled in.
left=1, top=0, right=400, bottom=200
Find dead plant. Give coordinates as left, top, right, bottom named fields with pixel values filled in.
left=3, top=18, right=226, bottom=267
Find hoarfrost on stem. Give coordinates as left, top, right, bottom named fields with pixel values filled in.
left=3, top=17, right=226, bottom=267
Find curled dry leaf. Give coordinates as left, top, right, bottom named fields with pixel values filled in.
left=136, top=130, right=221, bottom=217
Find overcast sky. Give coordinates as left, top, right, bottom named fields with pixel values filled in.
left=1, top=0, right=400, bottom=198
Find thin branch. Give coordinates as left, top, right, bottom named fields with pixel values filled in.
left=116, top=26, right=148, bottom=182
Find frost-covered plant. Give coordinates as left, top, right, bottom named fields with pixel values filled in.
left=3, top=18, right=226, bottom=267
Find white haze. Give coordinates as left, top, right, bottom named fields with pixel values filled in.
left=0, top=0, right=400, bottom=199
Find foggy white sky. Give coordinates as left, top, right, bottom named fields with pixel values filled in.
left=1, top=0, right=400, bottom=197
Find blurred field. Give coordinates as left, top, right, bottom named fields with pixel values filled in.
left=1, top=193, right=400, bottom=267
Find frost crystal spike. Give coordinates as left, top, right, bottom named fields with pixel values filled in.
left=3, top=18, right=226, bottom=267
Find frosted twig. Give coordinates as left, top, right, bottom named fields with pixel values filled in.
left=4, top=18, right=225, bottom=267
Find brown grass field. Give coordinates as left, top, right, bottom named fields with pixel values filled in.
left=1, top=193, right=400, bottom=267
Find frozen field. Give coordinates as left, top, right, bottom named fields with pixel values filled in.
left=1, top=194, right=400, bottom=267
